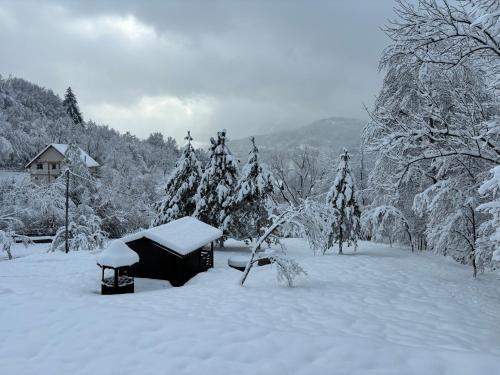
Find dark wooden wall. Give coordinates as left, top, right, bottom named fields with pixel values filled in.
left=126, top=237, right=208, bottom=287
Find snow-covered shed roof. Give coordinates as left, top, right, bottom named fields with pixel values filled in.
left=97, top=240, right=139, bottom=268
left=123, top=217, right=222, bottom=256
left=25, top=143, right=100, bottom=168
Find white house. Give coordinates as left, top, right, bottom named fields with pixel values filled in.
left=25, top=143, right=99, bottom=183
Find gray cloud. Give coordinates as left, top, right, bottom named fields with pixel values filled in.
left=0, top=0, right=393, bottom=142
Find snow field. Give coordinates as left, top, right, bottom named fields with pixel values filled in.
left=0, top=240, right=499, bottom=375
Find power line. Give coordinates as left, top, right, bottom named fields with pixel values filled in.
left=67, top=170, right=148, bottom=200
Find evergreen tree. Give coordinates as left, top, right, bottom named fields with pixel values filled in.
left=224, top=137, right=275, bottom=241
left=62, top=87, right=83, bottom=126
left=194, top=130, right=239, bottom=234
left=152, top=131, right=202, bottom=226
left=327, top=148, right=361, bottom=254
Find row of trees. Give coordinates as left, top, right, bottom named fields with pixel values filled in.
left=361, top=0, right=500, bottom=276
left=152, top=129, right=362, bottom=254
left=152, top=130, right=277, bottom=244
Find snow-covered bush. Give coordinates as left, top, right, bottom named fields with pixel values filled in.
left=50, top=205, right=107, bottom=252
left=265, top=250, right=307, bottom=287
left=0, top=178, right=66, bottom=236
left=0, top=230, right=31, bottom=260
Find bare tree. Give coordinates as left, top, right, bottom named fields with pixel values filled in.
left=270, top=146, right=331, bottom=205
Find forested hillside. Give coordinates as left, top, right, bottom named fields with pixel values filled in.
left=0, top=75, right=179, bottom=171
left=0, top=75, right=180, bottom=236
left=228, top=117, right=364, bottom=161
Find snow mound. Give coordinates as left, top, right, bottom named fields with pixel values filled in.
left=123, top=216, right=222, bottom=255
left=228, top=256, right=249, bottom=268
left=97, top=240, right=139, bottom=268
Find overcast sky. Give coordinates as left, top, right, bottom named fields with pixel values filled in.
left=0, top=0, right=394, bottom=142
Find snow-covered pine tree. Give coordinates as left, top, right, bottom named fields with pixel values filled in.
left=194, top=130, right=239, bottom=235
left=152, top=131, right=202, bottom=226
left=224, top=136, right=275, bottom=241
left=326, top=148, right=361, bottom=254
left=62, top=87, right=83, bottom=126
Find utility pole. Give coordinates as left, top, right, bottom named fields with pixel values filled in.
left=65, top=169, right=70, bottom=254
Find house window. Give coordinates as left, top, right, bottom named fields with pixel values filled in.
left=36, top=163, right=43, bottom=170
left=51, top=163, right=57, bottom=170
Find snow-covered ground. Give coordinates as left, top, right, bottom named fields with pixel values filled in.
left=1, top=240, right=499, bottom=375
left=0, top=242, right=49, bottom=261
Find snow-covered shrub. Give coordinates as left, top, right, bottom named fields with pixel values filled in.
left=0, top=230, right=31, bottom=260
left=0, top=178, right=66, bottom=236
left=50, top=205, right=107, bottom=252
left=267, top=251, right=307, bottom=287
left=0, top=136, right=13, bottom=163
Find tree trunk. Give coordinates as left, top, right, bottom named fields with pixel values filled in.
left=65, top=169, right=70, bottom=254
left=405, top=225, right=414, bottom=253
left=241, top=211, right=290, bottom=286
left=338, top=228, right=343, bottom=255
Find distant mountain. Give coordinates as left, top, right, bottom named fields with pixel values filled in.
left=228, top=117, right=365, bottom=161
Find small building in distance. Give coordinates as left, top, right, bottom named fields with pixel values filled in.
left=123, top=217, right=222, bottom=287
left=25, top=143, right=99, bottom=183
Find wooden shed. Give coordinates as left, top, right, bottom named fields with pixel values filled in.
left=122, top=217, right=222, bottom=287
